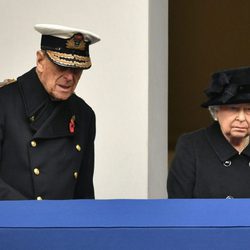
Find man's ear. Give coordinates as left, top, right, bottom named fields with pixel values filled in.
left=36, top=50, right=46, bottom=72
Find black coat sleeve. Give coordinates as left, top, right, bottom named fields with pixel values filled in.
left=0, top=102, right=27, bottom=200
left=167, top=134, right=196, bottom=198
left=74, top=111, right=95, bottom=199
left=0, top=179, right=28, bottom=200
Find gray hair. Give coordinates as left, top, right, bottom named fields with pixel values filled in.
left=208, top=105, right=219, bottom=121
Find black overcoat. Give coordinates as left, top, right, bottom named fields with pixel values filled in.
left=167, top=122, right=250, bottom=198
left=0, top=68, right=95, bottom=200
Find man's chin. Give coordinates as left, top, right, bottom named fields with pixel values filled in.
left=50, top=92, right=72, bottom=101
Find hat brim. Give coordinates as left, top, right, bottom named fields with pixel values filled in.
left=46, top=50, right=92, bottom=69
left=201, top=93, right=250, bottom=107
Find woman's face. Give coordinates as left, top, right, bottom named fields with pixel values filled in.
left=216, top=103, right=250, bottom=141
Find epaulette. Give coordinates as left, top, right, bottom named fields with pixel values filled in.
left=0, top=78, right=16, bottom=88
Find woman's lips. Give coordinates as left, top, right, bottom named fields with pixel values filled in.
left=232, top=126, right=248, bottom=131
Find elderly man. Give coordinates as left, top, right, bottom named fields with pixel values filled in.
left=0, top=24, right=100, bottom=200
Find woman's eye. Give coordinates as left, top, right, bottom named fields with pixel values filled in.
left=245, top=108, right=250, bottom=114
left=228, top=106, right=238, bottom=111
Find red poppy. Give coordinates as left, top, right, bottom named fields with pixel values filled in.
left=69, top=118, right=75, bottom=133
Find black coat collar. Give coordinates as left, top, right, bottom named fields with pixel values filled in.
left=17, top=68, right=75, bottom=138
left=18, top=67, right=49, bottom=118
left=206, top=122, right=250, bottom=161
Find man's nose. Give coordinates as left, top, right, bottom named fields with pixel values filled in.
left=64, top=70, right=74, bottom=81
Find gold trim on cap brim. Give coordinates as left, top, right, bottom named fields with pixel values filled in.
left=46, top=50, right=91, bottom=69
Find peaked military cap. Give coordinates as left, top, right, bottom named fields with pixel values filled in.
left=202, top=66, right=250, bottom=107
left=34, top=24, right=100, bottom=69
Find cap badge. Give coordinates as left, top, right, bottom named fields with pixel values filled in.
left=66, top=34, right=86, bottom=51
left=69, top=115, right=76, bottom=133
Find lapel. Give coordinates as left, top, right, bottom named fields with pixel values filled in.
left=33, top=100, right=75, bottom=139
left=205, top=122, right=238, bottom=162
left=241, top=144, right=250, bottom=158
left=18, top=68, right=75, bottom=139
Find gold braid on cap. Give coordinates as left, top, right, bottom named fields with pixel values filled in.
left=46, top=51, right=91, bottom=69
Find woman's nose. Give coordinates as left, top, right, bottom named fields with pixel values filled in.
left=237, top=109, right=246, bottom=121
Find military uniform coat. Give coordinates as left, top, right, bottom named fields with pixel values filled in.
left=0, top=68, right=95, bottom=200
left=167, top=122, right=250, bottom=198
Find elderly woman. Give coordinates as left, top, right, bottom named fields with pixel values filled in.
left=167, top=67, right=250, bottom=198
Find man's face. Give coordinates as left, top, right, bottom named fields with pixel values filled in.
left=36, top=51, right=83, bottom=100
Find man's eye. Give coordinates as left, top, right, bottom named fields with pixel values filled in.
left=56, top=65, right=66, bottom=72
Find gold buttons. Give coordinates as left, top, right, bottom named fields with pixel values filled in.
left=36, top=196, right=43, bottom=200
left=76, top=144, right=81, bottom=152
left=74, top=171, right=78, bottom=179
left=33, top=168, right=40, bottom=176
left=31, top=140, right=37, bottom=147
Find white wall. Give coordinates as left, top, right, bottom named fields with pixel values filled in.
left=148, top=0, right=168, bottom=198
left=0, top=0, right=168, bottom=199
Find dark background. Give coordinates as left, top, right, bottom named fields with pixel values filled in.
left=169, top=0, right=250, bottom=157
